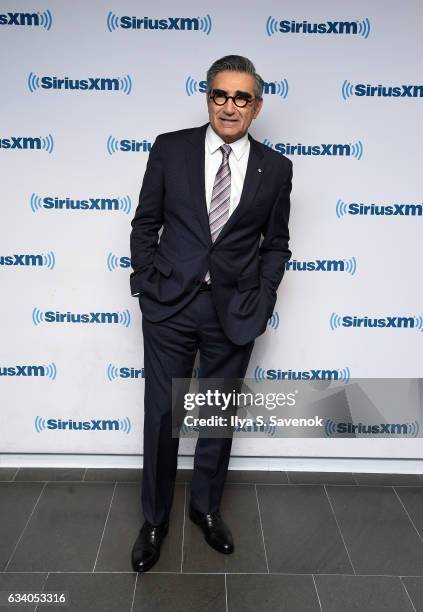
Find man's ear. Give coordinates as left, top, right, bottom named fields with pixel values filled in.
left=253, top=98, right=263, bottom=119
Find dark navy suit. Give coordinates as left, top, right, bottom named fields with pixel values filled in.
left=130, top=122, right=292, bottom=524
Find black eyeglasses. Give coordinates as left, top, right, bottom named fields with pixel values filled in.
left=208, top=90, right=256, bottom=108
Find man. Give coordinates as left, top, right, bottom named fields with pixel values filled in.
left=129, top=55, right=293, bottom=573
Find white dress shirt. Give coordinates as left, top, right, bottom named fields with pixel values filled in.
left=205, top=124, right=250, bottom=215
left=203, top=125, right=250, bottom=283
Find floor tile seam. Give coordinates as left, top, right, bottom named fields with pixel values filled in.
left=3, top=570, right=423, bottom=577
left=323, top=484, right=356, bottom=575
left=400, top=576, right=418, bottom=612
left=3, top=482, right=47, bottom=572
left=129, top=572, right=138, bottom=612
left=393, top=487, right=423, bottom=544
left=224, top=573, right=228, bottom=612
left=7, top=479, right=423, bottom=487
left=34, top=571, right=50, bottom=612
left=311, top=574, right=323, bottom=612
left=92, top=482, right=118, bottom=572
left=254, top=484, right=269, bottom=573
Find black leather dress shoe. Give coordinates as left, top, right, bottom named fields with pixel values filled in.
left=131, top=520, right=169, bottom=573
left=189, top=505, right=234, bottom=554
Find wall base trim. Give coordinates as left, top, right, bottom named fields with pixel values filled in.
left=1, top=454, right=423, bottom=474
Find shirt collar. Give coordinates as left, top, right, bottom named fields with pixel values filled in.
left=206, top=124, right=249, bottom=161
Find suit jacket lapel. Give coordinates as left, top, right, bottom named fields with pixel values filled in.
left=186, top=123, right=211, bottom=246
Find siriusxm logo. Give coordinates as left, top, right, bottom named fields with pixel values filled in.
left=254, top=365, right=351, bottom=383
left=0, top=252, right=55, bottom=269
left=266, top=17, right=371, bottom=38
left=107, top=136, right=151, bottom=155
left=185, top=76, right=289, bottom=99
left=107, top=364, right=144, bottom=381
left=32, top=308, right=131, bottom=327
left=0, top=134, right=53, bottom=153
left=325, top=419, right=419, bottom=437
left=107, top=12, right=212, bottom=34
left=30, top=194, right=132, bottom=215
left=286, top=257, right=357, bottom=275
left=263, top=139, right=363, bottom=160
left=0, top=11, right=52, bottom=29
left=336, top=199, right=423, bottom=218
left=330, top=313, right=423, bottom=331
left=342, top=80, right=423, bottom=100
left=1, top=363, right=57, bottom=379
left=107, top=253, right=131, bottom=271
left=35, top=416, right=132, bottom=433
left=28, top=72, right=132, bottom=95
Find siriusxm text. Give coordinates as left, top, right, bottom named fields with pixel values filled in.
left=42, top=311, right=123, bottom=323
left=352, top=84, right=423, bottom=98
left=0, top=12, right=40, bottom=26
left=274, top=143, right=354, bottom=156
left=1, top=254, right=44, bottom=266
left=41, top=197, right=121, bottom=211
left=278, top=20, right=362, bottom=34
left=286, top=259, right=347, bottom=271
left=335, top=422, right=413, bottom=434
left=46, top=419, right=121, bottom=431
left=1, top=365, right=46, bottom=377
left=35, top=77, right=124, bottom=91
left=1, top=137, right=44, bottom=150
left=262, top=369, right=340, bottom=380
left=347, top=203, right=422, bottom=216
left=118, top=367, right=144, bottom=378
left=118, top=16, right=200, bottom=30
left=340, top=316, right=418, bottom=328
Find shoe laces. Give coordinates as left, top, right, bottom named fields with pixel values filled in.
left=205, top=511, right=222, bottom=527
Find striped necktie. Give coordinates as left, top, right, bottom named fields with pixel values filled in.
left=204, top=144, right=232, bottom=283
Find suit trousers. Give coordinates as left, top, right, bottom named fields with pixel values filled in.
left=141, top=288, right=255, bottom=525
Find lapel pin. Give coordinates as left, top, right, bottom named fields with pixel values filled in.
left=257, top=168, right=262, bottom=173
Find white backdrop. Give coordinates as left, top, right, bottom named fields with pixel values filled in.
left=1, top=0, right=422, bottom=461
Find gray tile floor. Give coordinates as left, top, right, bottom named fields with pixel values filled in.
left=1, top=468, right=423, bottom=611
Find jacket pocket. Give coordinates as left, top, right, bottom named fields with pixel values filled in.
left=153, top=252, right=173, bottom=277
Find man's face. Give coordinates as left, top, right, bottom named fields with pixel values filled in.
left=207, top=71, right=263, bottom=143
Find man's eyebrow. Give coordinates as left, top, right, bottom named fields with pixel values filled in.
left=212, top=88, right=253, bottom=97
left=234, top=90, right=253, bottom=97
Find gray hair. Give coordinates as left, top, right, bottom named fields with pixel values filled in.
left=206, top=55, right=264, bottom=99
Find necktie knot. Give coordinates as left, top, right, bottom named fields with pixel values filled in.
left=220, top=144, right=232, bottom=159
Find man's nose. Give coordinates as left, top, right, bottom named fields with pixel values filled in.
left=223, top=98, right=236, bottom=113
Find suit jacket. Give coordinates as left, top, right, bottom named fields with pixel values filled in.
left=130, top=122, right=293, bottom=346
